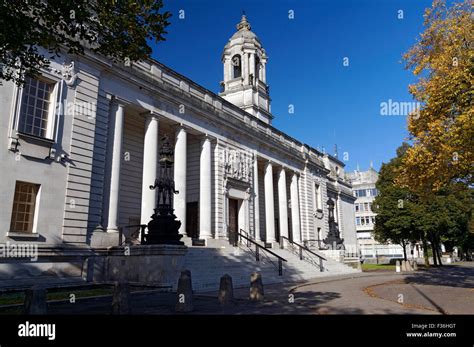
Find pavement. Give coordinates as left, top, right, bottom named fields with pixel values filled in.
left=2, top=262, right=473, bottom=315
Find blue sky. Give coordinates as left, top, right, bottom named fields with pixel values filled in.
left=151, top=0, right=436, bottom=172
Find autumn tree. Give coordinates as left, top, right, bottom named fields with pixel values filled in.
left=0, top=0, right=171, bottom=86
left=398, top=0, right=473, bottom=193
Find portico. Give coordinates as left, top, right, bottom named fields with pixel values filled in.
left=94, top=14, right=357, bottom=251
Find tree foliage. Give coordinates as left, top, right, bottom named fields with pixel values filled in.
left=374, top=143, right=473, bottom=263
left=373, top=144, right=421, bottom=259
left=398, top=0, right=473, bottom=193
left=0, top=0, right=171, bottom=85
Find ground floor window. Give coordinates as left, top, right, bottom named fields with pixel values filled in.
left=10, top=181, right=40, bottom=233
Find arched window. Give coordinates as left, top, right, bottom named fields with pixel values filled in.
left=255, top=55, right=260, bottom=80
left=232, top=55, right=241, bottom=79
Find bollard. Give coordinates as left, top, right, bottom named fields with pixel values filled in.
left=218, top=274, right=234, bottom=306
left=249, top=272, right=264, bottom=302
left=395, top=260, right=401, bottom=273
left=401, top=260, right=407, bottom=272
left=175, top=270, right=194, bottom=312
left=412, top=260, right=418, bottom=271
left=111, top=281, right=131, bottom=314
left=24, top=286, right=47, bottom=315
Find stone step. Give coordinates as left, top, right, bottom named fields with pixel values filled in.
left=182, top=239, right=360, bottom=292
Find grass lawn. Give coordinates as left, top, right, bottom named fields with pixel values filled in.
left=0, top=288, right=113, bottom=306
left=361, top=263, right=396, bottom=272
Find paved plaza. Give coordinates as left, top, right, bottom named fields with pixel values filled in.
left=21, top=262, right=472, bottom=315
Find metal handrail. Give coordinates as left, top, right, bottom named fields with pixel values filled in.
left=237, top=230, right=287, bottom=276
left=280, top=236, right=326, bottom=272
left=303, top=239, right=322, bottom=249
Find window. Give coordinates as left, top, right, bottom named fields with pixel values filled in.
left=314, top=183, right=322, bottom=210
left=232, top=55, right=242, bottom=79
left=10, top=181, right=40, bottom=233
left=364, top=202, right=369, bottom=212
left=356, top=217, right=361, bottom=226
left=355, top=189, right=367, bottom=197
left=255, top=55, right=260, bottom=79
left=365, top=216, right=370, bottom=225
left=371, top=216, right=376, bottom=225
left=355, top=203, right=359, bottom=212
left=366, top=188, right=378, bottom=197
left=17, top=76, right=57, bottom=139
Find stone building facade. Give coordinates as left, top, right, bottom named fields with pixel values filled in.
left=0, top=16, right=357, bottom=262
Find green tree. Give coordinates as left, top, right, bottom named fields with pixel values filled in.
left=428, top=184, right=473, bottom=261
left=373, top=143, right=421, bottom=261
left=0, top=0, right=171, bottom=85
left=375, top=143, right=473, bottom=266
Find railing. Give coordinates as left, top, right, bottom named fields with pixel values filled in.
left=303, top=239, right=323, bottom=250
left=281, top=236, right=326, bottom=272
left=237, top=230, right=287, bottom=276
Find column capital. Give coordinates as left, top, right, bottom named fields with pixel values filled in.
left=172, top=122, right=189, bottom=132
left=199, top=133, right=216, bottom=143
left=264, top=159, right=274, bottom=167
left=141, top=110, right=161, bottom=120
left=111, top=95, right=130, bottom=107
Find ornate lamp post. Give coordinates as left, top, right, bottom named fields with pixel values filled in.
left=322, top=198, right=344, bottom=250
left=143, top=135, right=183, bottom=245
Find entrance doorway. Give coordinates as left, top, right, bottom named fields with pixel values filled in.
left=228, top=198, right=239, bottom=246
left=186, top=202, right=199, bottom=239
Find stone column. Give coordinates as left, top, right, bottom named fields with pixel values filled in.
left=245, top=188, right=251, bottom=234
left=336, top=192, right=342, bottom=237
left=106, top=101, right=125, bottom=232
left=140, top=113, right=159, bottom=224
left=223, top=186, right=229, bottom=238
left=199, top=136, right=212, bottom=239
left=264, top=161, right=275, bottom=243
left=278, top=167, right=289, bottom=241
left=249, top=53, right=255, bottom=84
left=223, top=58, right=228, bottom=82
left=174, top=126, right=187, bottom=235
left=290, top=172, right=301, bottom=243
left=243, top=52, right=249, bottom=85
left=227, top=58, right=232, bottom=81
left=253, top=153, right=261, bottom=241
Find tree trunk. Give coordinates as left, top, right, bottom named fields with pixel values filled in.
left=435, top=236, right=443, bottom=266
left=422, top=238, right=430, bottom=267
left=429, top=233, right=438, bottom=266
left=402, top=241, right=407, bottom=261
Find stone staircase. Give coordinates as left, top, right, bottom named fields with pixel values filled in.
left=183, top=239, right=360, bottom=292
left=271, top=247, right=360, bottom=282
left=183, top=241, right=283, bottom=292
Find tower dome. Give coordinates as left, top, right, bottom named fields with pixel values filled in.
left=219, top=15, right=272, bottom=124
